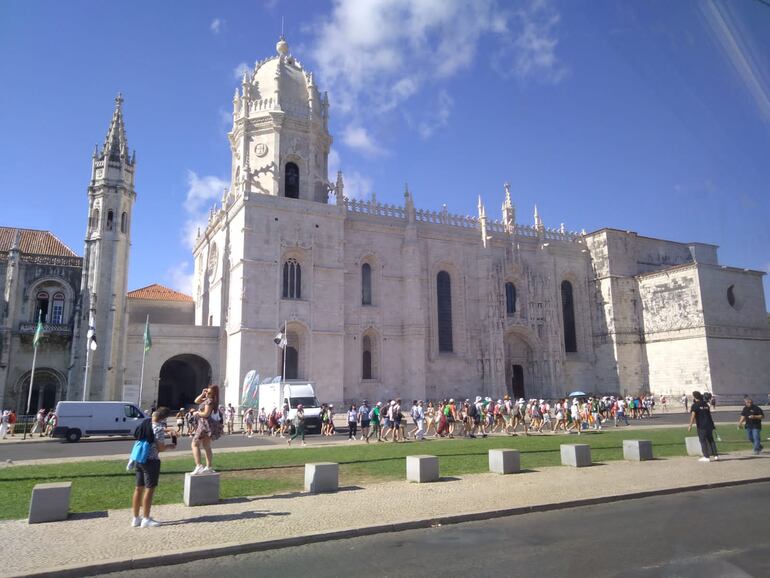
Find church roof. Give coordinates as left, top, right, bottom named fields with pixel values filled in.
left=0, top=227, right=79, bottom=257
left=127, top=283, right=193, bottom=302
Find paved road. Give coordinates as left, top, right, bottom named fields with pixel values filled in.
left=107, top=482, right=770, bottom=578
left=0, top=409, right=741, bottom=462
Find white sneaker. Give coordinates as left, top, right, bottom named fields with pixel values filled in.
left=698, top=457, right=710, bottom=463
left=191, top=464, right=205, bottom=475
left=131, top=516, right=142, bottom=527
left=141, top=517, right=161, bottom=528
left=201, top=466, right=216, bottom=474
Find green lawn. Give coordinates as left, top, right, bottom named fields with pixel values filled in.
left=0, top=426, right=752, bottom=520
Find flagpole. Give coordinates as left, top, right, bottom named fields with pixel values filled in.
left=26, top=343, right=39, bottom=415
left=138, top=314, right=148, bottom=408
left=281, top=320, right=287, bottom=385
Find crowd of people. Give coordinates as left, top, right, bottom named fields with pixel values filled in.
left=0, top=408, right=57, bottom=439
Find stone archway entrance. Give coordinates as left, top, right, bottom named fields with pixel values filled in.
left=158, top=354, right=212, bottom=410
left=15, top=369, right=65, bottom=414
left=505, top=332, right=535, bottom=400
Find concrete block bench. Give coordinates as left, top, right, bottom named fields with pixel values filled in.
left=623, top=440, right=653, bottom=461
left=560, top=444, right=592, bottom=467
left=685, top=437, right=703, bottom=456
left=184, top=472, right=220, bottom=506
left=489, top=449, right=520, bottom=474
left=305, top=462, right=339, bottom=494
left=407, top=455, right=439, bottom=483
left=29, top=482, right=71, bottom=524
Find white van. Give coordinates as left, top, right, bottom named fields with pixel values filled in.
left=53, top=401, right=146, bottom=442
left=257, top=382, right=322, bottom=433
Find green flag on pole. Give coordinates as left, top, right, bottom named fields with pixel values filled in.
left=143, top=316, right=152, bottom=353
left=32, top=311, right=44, bottom=348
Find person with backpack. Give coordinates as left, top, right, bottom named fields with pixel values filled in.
left=131, top=407, right=176, bottom=528
left=190, top=385, right=223, bottom=475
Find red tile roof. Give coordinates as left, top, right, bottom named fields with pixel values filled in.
left=0, top=227, right=79, bottom=257
left=128, top=283, right=193, bottom=302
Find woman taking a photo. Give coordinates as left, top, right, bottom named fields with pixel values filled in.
left=191, top=386, right=224, bottom=474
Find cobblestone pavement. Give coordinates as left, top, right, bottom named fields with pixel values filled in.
left=3, top=451, right=768, bottom=577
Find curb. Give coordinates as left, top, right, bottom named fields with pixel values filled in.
left=14, top=474, right=770, bottom=578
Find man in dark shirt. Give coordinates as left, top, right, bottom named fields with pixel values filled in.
left=738, top=397, right=764, bottom=455
left=688, top=391, right=718, bottom=462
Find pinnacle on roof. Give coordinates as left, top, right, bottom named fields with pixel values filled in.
left=276, top=34, right=289, bottom=56
left=101, top=93, right=131, bottom=163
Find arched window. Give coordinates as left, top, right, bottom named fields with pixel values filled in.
left=51, top=292, right=65, bottom=324
left=505, top=282, right=517, bottom=316
left=282, top=258, right=301, bottom=299
left=361, top=263, right=372, bottom=305
left=561, top=280, right=577, bottom=353
left=362, top=335, right=373, bottom=379
left=91, top=208, right=100, bottom=231
left=437, top=271, right=453, bottom=352
left=120, top=212, right=128, bottom=234
left=285, top=162, right=299, bottom=199
left=106, top=210, right=114, bottom=230
left=35, top=291, right=49, bottom=323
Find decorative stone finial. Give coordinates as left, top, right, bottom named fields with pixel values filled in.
left=276, top=35, right=289, bottom=56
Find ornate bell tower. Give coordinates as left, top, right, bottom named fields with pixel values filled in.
left=73, top=94, right=136, bottom=400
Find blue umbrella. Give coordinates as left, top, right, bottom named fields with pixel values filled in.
left=568, top=391, right=587, bottom=397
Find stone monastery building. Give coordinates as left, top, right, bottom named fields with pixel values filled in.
left=1, top=37, right=769, bottom=413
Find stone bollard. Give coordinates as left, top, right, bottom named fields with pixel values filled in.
left=406, top=455, right=439, bottom=483
left=29, top=482, right=71, bottom=524
left=488, top=449, right=520, bottom=474
left=560, top=444, right=592, bottom=467
left=184, top=472, right=220, bottom=506
left=685, top=437, right=703, bottom=456
left=305, top=462, right=339, bottom=494
left=623, top=440, right=653, bottom=461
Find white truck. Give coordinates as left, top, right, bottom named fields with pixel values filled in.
left=257, top=382, right=322, bottom=433
left=52, top=401, right=146, bottom=442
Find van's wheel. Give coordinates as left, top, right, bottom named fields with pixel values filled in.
left=65, top=429, right=82, bottom=443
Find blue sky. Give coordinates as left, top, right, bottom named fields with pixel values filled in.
left=1, top=0, right=769, bottom=305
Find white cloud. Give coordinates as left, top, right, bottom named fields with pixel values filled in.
left=310, top=0, right=566, bottom=141
left=166, top=261, right=194, bottom=296
left=418, top=90, right=453, bottom=139
left=327, top=147, right=373, bottom=199
left=182, top=171, right=229, bottom=249
left=342, top=124, right=386, bottom=156
left=210, top=18, right=224, bottom=35
left=233, top=62, right=250, bottom=80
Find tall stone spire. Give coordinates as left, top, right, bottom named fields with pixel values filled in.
left=101, top=93, right=131, bottom=163
left=502, top=182, right=515, bottom=234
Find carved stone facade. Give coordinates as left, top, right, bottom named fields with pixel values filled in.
left=193, top=39, right=770, bottom=407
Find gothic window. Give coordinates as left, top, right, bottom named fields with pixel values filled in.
left=561, top=280, right=577, bottom=353
left=727, top=285, right=736, bottom=308
left=362, top=335, right=373, bottom=379
left=505, top=282, right=517, bottom=316
left=282, top=258, right=301, bottom=299
left=51, top=293, right=65, bottom=324
left=361, top=263, right=372, bottom=305
left=437, top=271, right=453, bottom=353
left=91, top=208, right=100, bottom=231
left=285, top=162, right=299, bottom=199
left=120, top=212, right=128, bottom=234
left=35, top=291, right=49, bottom=323
left=106, top=210, right=114, bottom=231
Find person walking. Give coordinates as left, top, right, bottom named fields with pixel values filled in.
left=369, top=402, right=382, bottom=442
left=287, top=404, right=306, bottom=446
left=243, top=408, right=255, bottom=438
left=688, top=390, right=718, bottom=462
left=225, top=403, right=236, bottom=434
left=737, top=397, right=764, bottom=455
left=347, top=404, right=358, bottom=440
left=414, top=400, right=426, bottom=440
left=0, top=410, right=9, bottom=439
left=358, top=400, right=371, bottom=443
left=131, top=407, right=177, bottom=528
left=190, top=386, right=224, bottom=474
left=8, top=410, right=17, bottom=436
